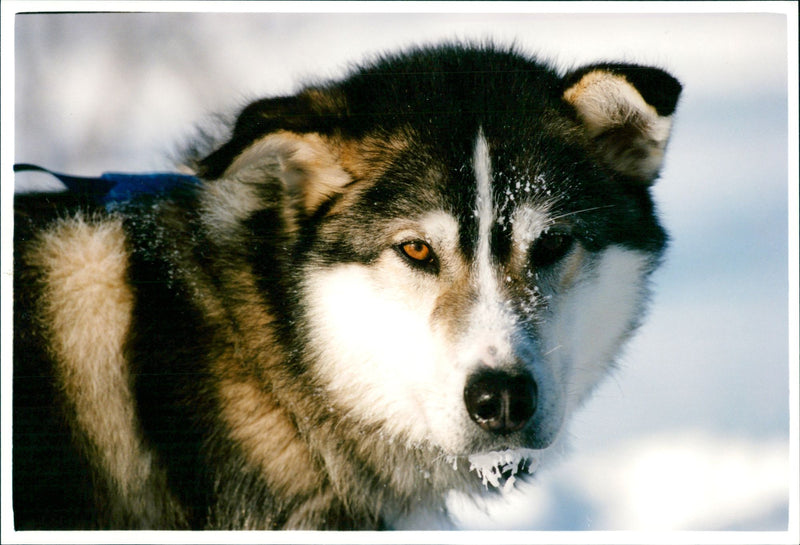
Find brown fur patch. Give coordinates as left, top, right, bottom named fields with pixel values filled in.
left=339, top=128, right=415, bottom=182
left=28, top=215, right=184, bottom=526
left=218, top=378, right=321, bottom=500
left=559, top=244, right=587, bottom=290
left=197, top=262, right=324, bottom=504
left=430, top=275, right=477, bottom=343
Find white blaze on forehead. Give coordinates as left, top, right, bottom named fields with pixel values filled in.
left=468, top=130, right=517, bottom=365
left=473, top=129, right=495, bottom=287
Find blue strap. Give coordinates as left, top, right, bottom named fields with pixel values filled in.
left=14, top=163, right=201, bottom=210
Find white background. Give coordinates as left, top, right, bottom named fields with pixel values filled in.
left=3, top=1, right=797, bottom=541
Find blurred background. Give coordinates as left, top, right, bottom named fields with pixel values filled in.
left=8, top=6, right=796, bottom=534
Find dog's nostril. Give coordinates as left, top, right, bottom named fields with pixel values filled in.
left=464, top=370, right=537, bottom=434
left=473, top=393, right=502, bottom=421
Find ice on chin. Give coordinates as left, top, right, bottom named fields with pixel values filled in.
left=467, top=449, right=540, bottom=492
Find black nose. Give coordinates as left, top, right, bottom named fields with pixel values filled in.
left=464, top=369, right=537, bottom=434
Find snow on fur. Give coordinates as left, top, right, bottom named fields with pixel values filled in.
left=468, top=449, right=540, bottom=492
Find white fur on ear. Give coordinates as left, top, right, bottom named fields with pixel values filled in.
left=564, top=69, right=677, bottom=182
left=222, top=131, right=352, bottom=213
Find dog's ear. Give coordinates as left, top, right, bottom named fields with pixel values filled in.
left=198, top=89, right=354, bottom=214
left=563, top=64, right=681, bottom=184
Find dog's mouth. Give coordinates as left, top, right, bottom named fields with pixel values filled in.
left=466, top=448, right=540, bottom=492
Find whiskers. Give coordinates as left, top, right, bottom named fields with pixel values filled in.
left=547, top=204, right=616, bottom=225
left=542, top=344, right=563, bottom=357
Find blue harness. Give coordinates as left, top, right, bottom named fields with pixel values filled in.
left=13, top=163, right=201, bottom=211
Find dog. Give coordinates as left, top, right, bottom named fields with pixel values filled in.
left=13, top=44, right=681, bottom=530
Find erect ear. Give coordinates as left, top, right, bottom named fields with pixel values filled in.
left=198, top=88, right=355, bottom=214
left=563, top=63, right=682, bottom=184
left=218, top=130, right=353, bottom=214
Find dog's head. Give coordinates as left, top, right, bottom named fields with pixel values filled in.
left=198, top=46, right=680, bottom=469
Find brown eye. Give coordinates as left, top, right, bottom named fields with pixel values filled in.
left=397, top=240, right=439, bottom=273
left=401, top=240, right=432, bottom=262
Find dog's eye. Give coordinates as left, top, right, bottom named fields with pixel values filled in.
left=398, top=240, right=438, bottom=272
left=529, top=232, right=574, bottom=268
left=401, top=240, right=432, bottom=262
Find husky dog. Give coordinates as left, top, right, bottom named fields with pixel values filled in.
left=13, top=44, right=681, bottom=530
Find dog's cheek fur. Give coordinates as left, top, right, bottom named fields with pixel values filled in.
left=301, top=257, right=460, bottom=446
left=544, top=245, right=657, bottom=412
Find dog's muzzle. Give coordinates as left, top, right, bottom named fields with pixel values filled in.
left=464, top=369, right=537, bottom=435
